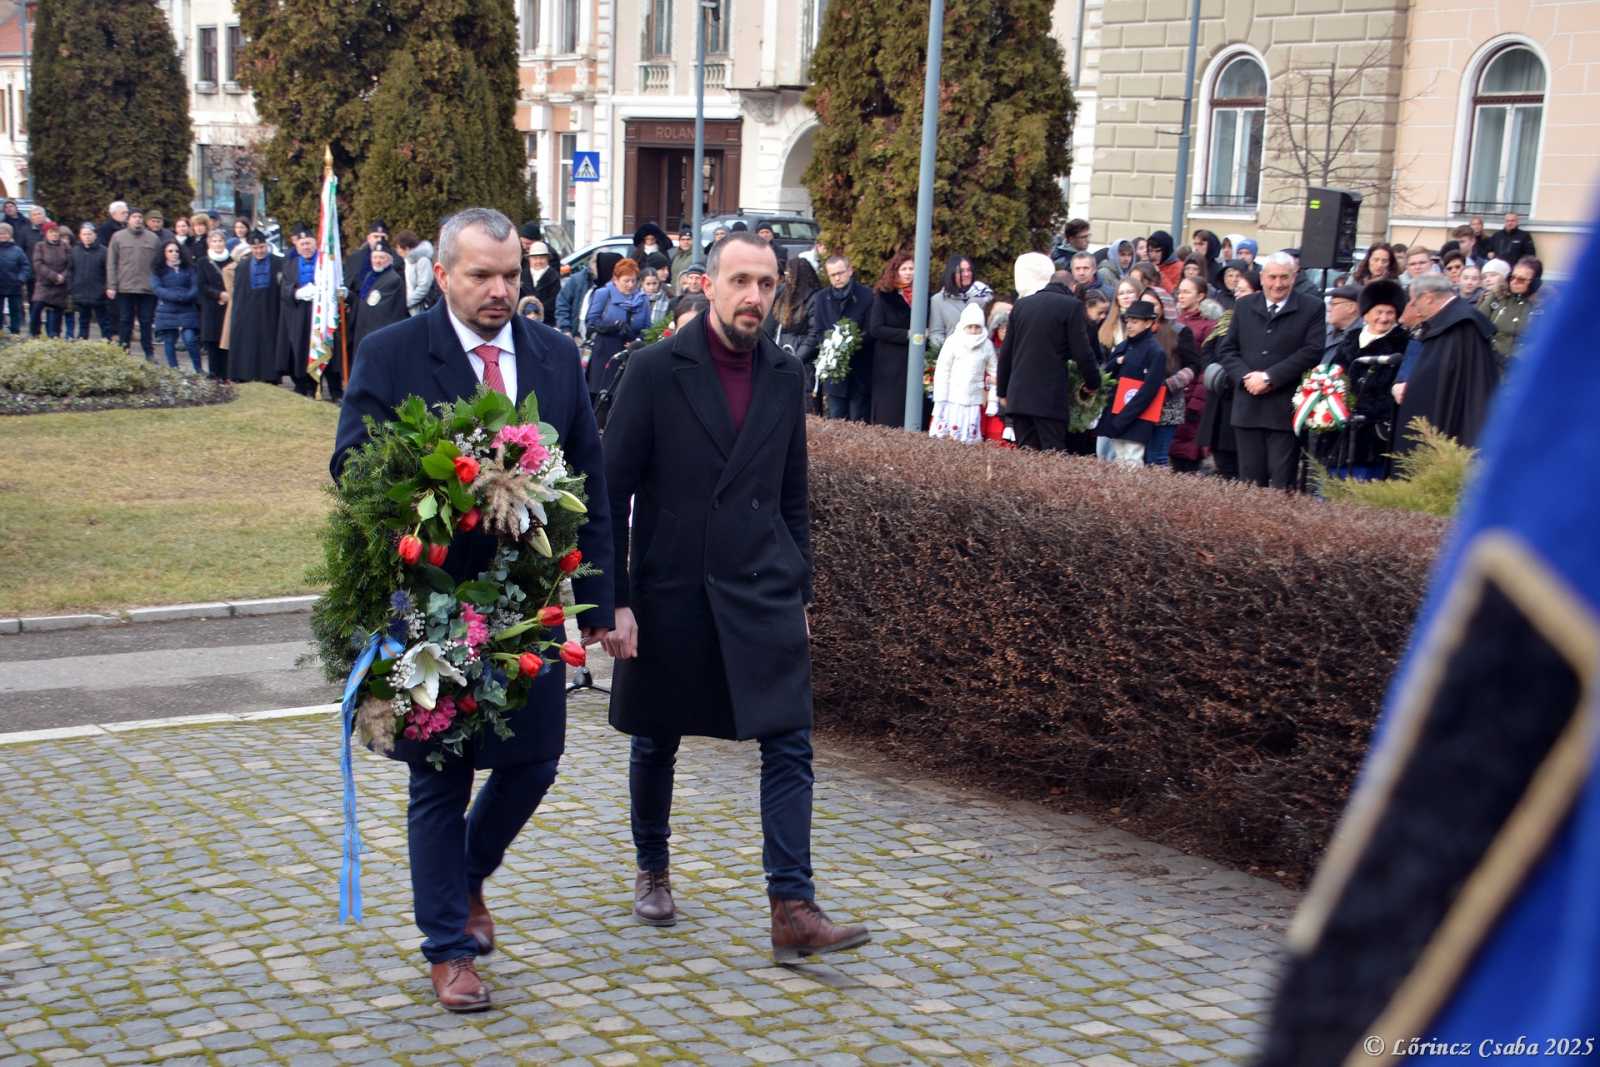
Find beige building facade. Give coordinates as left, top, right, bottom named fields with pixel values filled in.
left=1085, top=0, right=1597, bottom=275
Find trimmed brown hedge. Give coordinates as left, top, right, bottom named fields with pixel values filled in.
left=806, top=421, right=1447, bottom=881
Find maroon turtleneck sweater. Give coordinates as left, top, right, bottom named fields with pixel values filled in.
left=706, top=319, right=755, bottom=435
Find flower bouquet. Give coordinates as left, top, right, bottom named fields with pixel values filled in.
left=922, top=340, right=941, bottom=399
left=813, top=319, right=861, bottom=393
left=311, top=387, right=599, bottom=770
left=1068, top=361, right=1115, bottom=433
left=1292, top=364, right=1351, bottom=435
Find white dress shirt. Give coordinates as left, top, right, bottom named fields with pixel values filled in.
left=446, top=304, right=518, bottom=400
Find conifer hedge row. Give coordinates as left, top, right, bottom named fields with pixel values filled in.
left=805, top=421, right=1446, bottom=880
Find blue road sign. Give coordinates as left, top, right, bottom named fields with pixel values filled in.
left=573, top=151, right=600, bottom=183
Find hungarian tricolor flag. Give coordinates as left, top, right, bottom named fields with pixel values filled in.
left=309, top=170, right=343, bottom=382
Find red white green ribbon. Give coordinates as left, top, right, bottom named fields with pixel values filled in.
left=1293, top=365, right=1351, bottom=435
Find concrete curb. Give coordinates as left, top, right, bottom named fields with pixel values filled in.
left=1, top=595, right=321, bottom=636
left=0, top=703, right=340, bottom=746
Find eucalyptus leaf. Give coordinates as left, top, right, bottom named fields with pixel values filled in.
left=417, top=494, right=439, bottom=520
left=455, top=580, right=502, bottom=607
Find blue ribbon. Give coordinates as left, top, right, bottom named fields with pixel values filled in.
left=340, top=633, right=404, bottom=924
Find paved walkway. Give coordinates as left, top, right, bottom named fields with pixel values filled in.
left=0, top=685, right=1296, bottom=1066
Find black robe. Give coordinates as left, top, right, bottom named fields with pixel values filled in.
left=277, top=252, right=317, bottom=381
left=349, top=269, right=408, bottom=355
left=229, top=254, right=283, bottom=383
left=196, top=256, right=228, bottom=346
left=1395, top=298, right=1499, bottom=453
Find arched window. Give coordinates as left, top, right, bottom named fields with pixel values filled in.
left=1461, top=45, right=1545, bottom=215
left=1202, top=54, right=1267, bottom=210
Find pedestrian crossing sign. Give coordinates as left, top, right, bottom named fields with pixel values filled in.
left=573, top=151, right=600, bottom=183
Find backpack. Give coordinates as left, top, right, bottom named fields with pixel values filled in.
left=417, top=277, right=443, bottom=313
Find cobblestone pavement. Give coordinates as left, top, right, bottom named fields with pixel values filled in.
left=0, top=687, right=1296, bottom=1066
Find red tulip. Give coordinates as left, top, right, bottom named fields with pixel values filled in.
left=453, top=456, right=480, bottom=484
left=559, top=641, right=586, bottom=668
left=459, top=695, right=478, bottom=714
left=426, top=543, right=448, bottom=567
left=397, top=535, right=423, bottom=565
left=538, top=605, right=566, bottom=628
left=518, top=652, right=543, bottom=677
left=458, top=507, right=481, bottom=533
left=558, top=549, right=583, bottom=574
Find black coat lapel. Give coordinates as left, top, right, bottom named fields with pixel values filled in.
left=716, top=340, right=790, bottom=495
left=426, top=302, right=480, bottom=403
left=672, top=317, right=736, bottom=460
left=511, top=316, right=549, bottom=410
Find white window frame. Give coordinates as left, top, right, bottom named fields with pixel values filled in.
left=520, top=0, right=540, bottom=54
left=1191, top=45, right=1268, bottom=219
left=1450, top=36, right=1548, bottom=219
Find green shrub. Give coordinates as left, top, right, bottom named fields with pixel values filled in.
left=1315, top=418, right=1476, bottom=517
left=806, top=420, right=1448, bottom=881
left=0, top=340, right=161, bottom=397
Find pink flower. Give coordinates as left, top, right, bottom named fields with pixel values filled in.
left=460, top=604, right=489, bottom=650
left=492, top=424, right=551, bottom=471
left=433, top=697, right=457, bottom=729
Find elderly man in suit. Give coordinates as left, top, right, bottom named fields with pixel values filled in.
left=1218, top=251, right=1326, bottom=489
left=600, top=232, right=871, bottom=964
left=332, top=208, right=614, bottom=1014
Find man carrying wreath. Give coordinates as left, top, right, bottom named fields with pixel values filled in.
left=601, top=232, right=871, bottom=963
left=332, top=207, right=613, bottom=1013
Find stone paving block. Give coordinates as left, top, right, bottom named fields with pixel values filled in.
left=0, top=700, right=1294, bottom=1064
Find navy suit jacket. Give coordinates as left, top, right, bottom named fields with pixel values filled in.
left=331, top=302, right=615, bottom=768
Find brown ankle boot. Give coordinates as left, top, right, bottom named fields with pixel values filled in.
left=770, top=896, right=870, bottom=964
left=634, top=868, right=677, bottom=927
left=430, top=956, right=491, bottom=1013
left=466, top=890, right=494, bottom=955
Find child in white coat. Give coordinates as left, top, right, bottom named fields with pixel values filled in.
left=929, top=302, right=996, bottom=443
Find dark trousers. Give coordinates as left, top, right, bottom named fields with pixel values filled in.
left=205, top=342, right=229, bottom=381
left=406, top=756, right=559, bottom=963
left=27, top=299, right=42, bottom=336
left=630, top=730, right=815, bottom=901
left=68, top=302, right=115, bottom=340
left=117, top=293, right=157, bottom=357
left=824, top=378, right=871, bottom=422
left=1234, top=427, right=1301, bottom=490
left=1010, top=414, right=1069, bottom=451
left=0, top=292, right=21, bottom=333
left=39, top=306, right=63, bottom=338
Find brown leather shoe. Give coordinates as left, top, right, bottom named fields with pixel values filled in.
left=430, top=956, right=491, bottom=1013
left=770, top=896, right=870, bottom=964
left=466, top=890, right=494, bottom=955
left=634, top=868, right=677, bottom=927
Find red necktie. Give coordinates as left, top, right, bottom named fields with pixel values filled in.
left=474, top=343, right=507, bottom=396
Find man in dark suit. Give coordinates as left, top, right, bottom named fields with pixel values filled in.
left=332, top=207, right=614, bottom=1014
left=600, top=232, right=871, bottom=964
left=1218, top=251, right=1325, bottom=489
left=996, top=262, right=1102, bottom=451
left=811, top=253, right=874, bottom=422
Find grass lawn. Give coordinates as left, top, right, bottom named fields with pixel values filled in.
left=0, top=384, right=341, bottom=615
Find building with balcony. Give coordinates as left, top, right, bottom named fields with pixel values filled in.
left=0, top=3, right=31, bottom=203
left=169, top=0, right=262, bottom=220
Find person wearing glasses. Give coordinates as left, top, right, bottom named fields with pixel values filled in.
left=1479, top=256, right=1545, bottom=366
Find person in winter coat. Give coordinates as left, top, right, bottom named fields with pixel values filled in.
left=107, top=209, right=162, bottom=358
left=1097, top=237, right=1138, bottom=294
left=278, top=225, right=322, bottom=396
left=1478, top=256, right=1543, bottom=366
left=69, top=223, right=112, bottom=339
left=1392, top=273, right=1499, bottom=451
left=347, top=244, right=408, bottom=356
left=1175, top=276, right=1215, bottom=347
left=630, top=222, right=670, bottom=267
left=1323, top=278, right=1410, bottom=479
left=1190, top=228, right=1224, bottom=286
left=555, top=255, right=594, bottom=335
left=1147, top=230, right=1183, bottom=292
left=30, top=222, right=72, bottom=338
left=523, top=241, right=560, bottom=326
left=395, top=231, right=436, bottom=316
left=0, top=223, right=30, bottom=334
left=867, top=252, right=918, bottom=427
left=585, top=257, right=651, bottom=398
left=641, top=271, right=671, bottom=326
left=1136, top=290, right=1201, bottom=467
left=1097, top=300, right=1167, bottom=465
left=218, top=243, right=248, bottom=355
left=152, top=240, right=204, bottom=373
left=929, top=302, right=996, bottom=443
left=926, top=253, right=994, bottom=350
left=764, top=257, right=821, bottom=371
left=812, top=254, right=875, bottom=422
left=228, top=231, right=283, bottom=383
left=996, top=253, right=1101, bottom=450
left=197, top=229, right=231, bottom=380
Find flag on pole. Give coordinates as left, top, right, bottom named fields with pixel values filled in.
left=309, top=164, right=343, bottom=383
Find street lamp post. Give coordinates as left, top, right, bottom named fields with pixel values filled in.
left=903, top=0, right=947, bottom=430
left=1170, top=0, right=1202, bottom=240
left=690, top=0, right=714, bottom=266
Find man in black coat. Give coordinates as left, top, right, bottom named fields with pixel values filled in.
left=1218, top=252, right=1325, bottom=489
left=1487, top=211, right=1536, bottom=265
left=226, top=231, right=283, bottom=384
left=601, top=232, right=871, bottom=963
left=996, top=262, right=1101, bottom=450
left=1392, top=272, right=1500, bottom=452
left=332, top=208, right=613, bottom=1014
left=812, top=253, right=874, bottom=422
left=278, top=224, right=320, bottom=397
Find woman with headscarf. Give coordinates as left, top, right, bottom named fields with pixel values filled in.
left=928, top=302, right=997, bottom=444
left=1478, top=255, right=1543, bottom=366
left=867, top=251, right=918, bottom=427
left=927, top=253, right=994, bottom=351
left=585, top=256, right=651, bottom=398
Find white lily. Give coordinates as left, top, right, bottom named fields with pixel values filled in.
left=397, top=641, right=467, bottom=710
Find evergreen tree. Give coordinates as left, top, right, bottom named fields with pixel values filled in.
left=352, top=0, right=526, bottom=238
left=803, top=0, right=1075, bottom=287
left=234, top=0, right=399, bottom=238
left=27, top=0, right=193, bottom=227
